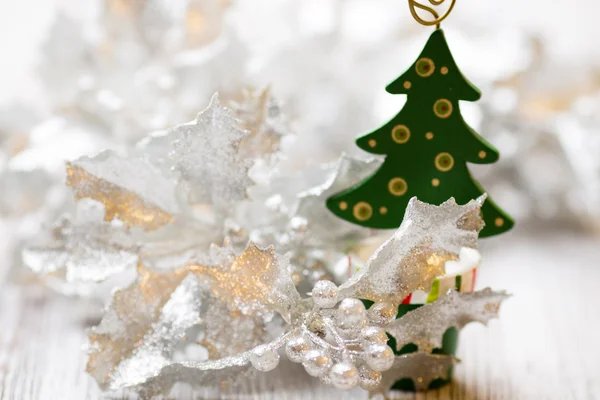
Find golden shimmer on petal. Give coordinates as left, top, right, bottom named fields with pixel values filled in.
left=87, top=243, right=289, bottom=385
left=495, top=218, right=505, bottom=227
left=340, top=201, right=348, bottom=210
left=188, top=245, right=285, bottom=314
left=351, top=245, right=454, bottom=304
left=432, top=178, right=440, bottom=187
left=478, top=151, right=487, bottom=159
left=66, top=162, right=173, bottom=231
left=368, top=139, right=377, bottom=148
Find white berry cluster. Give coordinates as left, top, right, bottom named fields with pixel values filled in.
left=277, top=280, right=398, bottom=390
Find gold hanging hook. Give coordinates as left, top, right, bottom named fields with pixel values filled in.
left=408, top=0, right=456, bottom=29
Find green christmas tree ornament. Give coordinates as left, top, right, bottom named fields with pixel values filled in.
left=326, top=29, right=514, bottom=237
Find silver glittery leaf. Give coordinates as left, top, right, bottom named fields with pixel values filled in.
left=170, top=93, right=254, bottom=205
left=99, top=274, right=204, bottom=391
left=187, top=242, right=300, bottom=322
left=22, top=200, right=139, bottom=283
left=386, top=288, right=510, bottom=353
left=339, top=196, right=486, bottom=305
left=87, top=266, right=205, bottom=390
left=87, top=241, right=299, bottom=393
left=130, top=334, right=289, bottom=398
left=67, top=150, right=181, bottom=230
left=373, top=353, right=458, bottom=393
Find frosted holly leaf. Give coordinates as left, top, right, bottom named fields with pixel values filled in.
left=338, top=195, right=486, bottom=305
left=126, top=334, right=289, bottom=398
left=22, top=200, right=139, bottom=283
left=387, top=288, right=510, bottom=353
left=88, top=241, right=299, bottom=392
left=188, top=242, right=300, bottom=321
left=67, top=150, right=180, bottom=231
left=230, top=87, right=290, bottom=158
left=373, top=353, right=458, bottom=393
left=88, top=273, right=204, bottom=390
left=170, top=93, right=254, bottom=206
left=294, top=154, right=381, bottom=247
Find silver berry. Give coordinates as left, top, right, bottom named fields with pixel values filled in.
left=367, top=302, right=397, bottom=326
left=329, top=361, right=359, bottom=389
left=360, top=326, right=389, bottom=348
left=285, top=335, right=312, bottom=363
left=358, top=365, right=382, bottom=390
left=249, top=345, right=280, bottom=372
left=363, top=343, right=395, bottom=372
left=302, top=349, right=333, bottom=377
left=312, top=280, right=339, bottom=308
left=336, top=298, right=367, bottom=330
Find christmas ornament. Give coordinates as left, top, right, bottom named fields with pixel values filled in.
left=326, top=28, right=514, bottom=237
left=85, top=194, right=508, bottom=397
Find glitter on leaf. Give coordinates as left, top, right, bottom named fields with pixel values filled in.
left=386, top=288, right=510, bottom=353
left=66, top=150, right=180, bottom=230
left=22, top=200, right=139, bottom=284
left=374, top=353, right=458, bottom=393
left=87, top=241, right=299, bottom=394
left=170, top=93, right=254, bottom=206
left=338, top=195, right=486, bottom=305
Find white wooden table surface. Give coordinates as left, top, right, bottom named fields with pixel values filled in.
left=1, top=225, right=599, bottom=400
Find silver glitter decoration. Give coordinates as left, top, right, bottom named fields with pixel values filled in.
left=374, top=353, right=458, bottom=393
left=85, top=195, right=499, bottom=396
left=311, top=280, right=339, bottom=308
left=170, top=93, right=254, bottom=206
left=66, top=150, right=181, bottom=230
left=95, top=274, right=204, bottom=391
left=338, top=195, right=486, bottom=305
left=86, top=241, right=297, bottom=393
left=22, top=200, right=139, bottom=283
left=387, top=288, right=510, bottom=353
left=248, top=345, right=280, bottom=372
